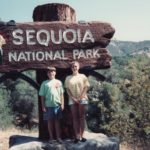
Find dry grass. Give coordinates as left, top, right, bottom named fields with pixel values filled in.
left=120, top=142, right=149, bottom=150
left=0, top=128, right=38, bottom=150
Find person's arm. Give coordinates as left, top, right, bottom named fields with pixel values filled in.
left=66, top=88, right=79, bottom=104
left=80, top=86, right=88, bottom=100
left=80, top=75, right=90, bottom=100
left=60, top=93, right=64, bottom=110
left=40, top=96, right=46, bottom=112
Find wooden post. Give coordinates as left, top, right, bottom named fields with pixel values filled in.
left=33, top=3, right=76, bottom=140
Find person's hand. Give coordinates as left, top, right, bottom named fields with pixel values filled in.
left=61, top=104, right=64, bottom=111
left=42, top=106, right=46, bottom=112
left=72, top=97, right=80, bottom=104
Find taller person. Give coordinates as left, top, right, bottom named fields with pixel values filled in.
left=65, top=61, right=90, bottom=143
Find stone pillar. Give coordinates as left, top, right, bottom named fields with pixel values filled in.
left=33, top=3, right=76, bottom=140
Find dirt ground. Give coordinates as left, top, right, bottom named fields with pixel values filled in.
left=0, top=128, right=38, bottom=150
left=0, top=128, right=140, bottom=150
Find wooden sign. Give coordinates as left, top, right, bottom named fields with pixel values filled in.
left=0, top=21, right=115, bottom=72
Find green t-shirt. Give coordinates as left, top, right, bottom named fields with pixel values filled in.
left=39, top=79, right=64, bottom=107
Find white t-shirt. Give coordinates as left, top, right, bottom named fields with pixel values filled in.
left=65, top=73, right=90, bottom=105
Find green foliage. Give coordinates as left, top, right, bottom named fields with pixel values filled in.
left=87, top=55, right=150, bottom=146
left=9, top=78, right=38, bottom=119
left=0, top=70, right=38, bottom=129
left=0, top=88, right=13, bottom=129
left=119, top=65, right=150, bottom=144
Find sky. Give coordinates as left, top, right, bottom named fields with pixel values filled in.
left=0, top=0, right=150, bottom=42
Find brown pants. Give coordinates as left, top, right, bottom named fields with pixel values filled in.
left=70, top=104, right=86, bottom=139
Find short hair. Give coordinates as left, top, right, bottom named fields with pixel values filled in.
left=70, top=61, right=80, bottom=67
left=46, top=66, right=56, bottom=72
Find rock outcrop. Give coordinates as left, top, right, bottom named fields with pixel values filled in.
left=9, top=131, right=120, bottom=150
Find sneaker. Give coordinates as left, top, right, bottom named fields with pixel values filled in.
left=48, top=139, right=56, bottom=144
left=80, top=138, right=87, bottom=142
left=74, top=138, right=80, bottom=143
left=57, top=138, right=63, bottom=144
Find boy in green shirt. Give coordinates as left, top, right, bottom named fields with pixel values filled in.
left=39, top=67, right=64, bottom=143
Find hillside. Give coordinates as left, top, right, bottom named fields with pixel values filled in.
left=107, top=40, right=150, bottom=56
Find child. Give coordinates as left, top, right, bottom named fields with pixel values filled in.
left=65, top=61, right=90, bottom=143
left=39, top=67, right=64, bottom=143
